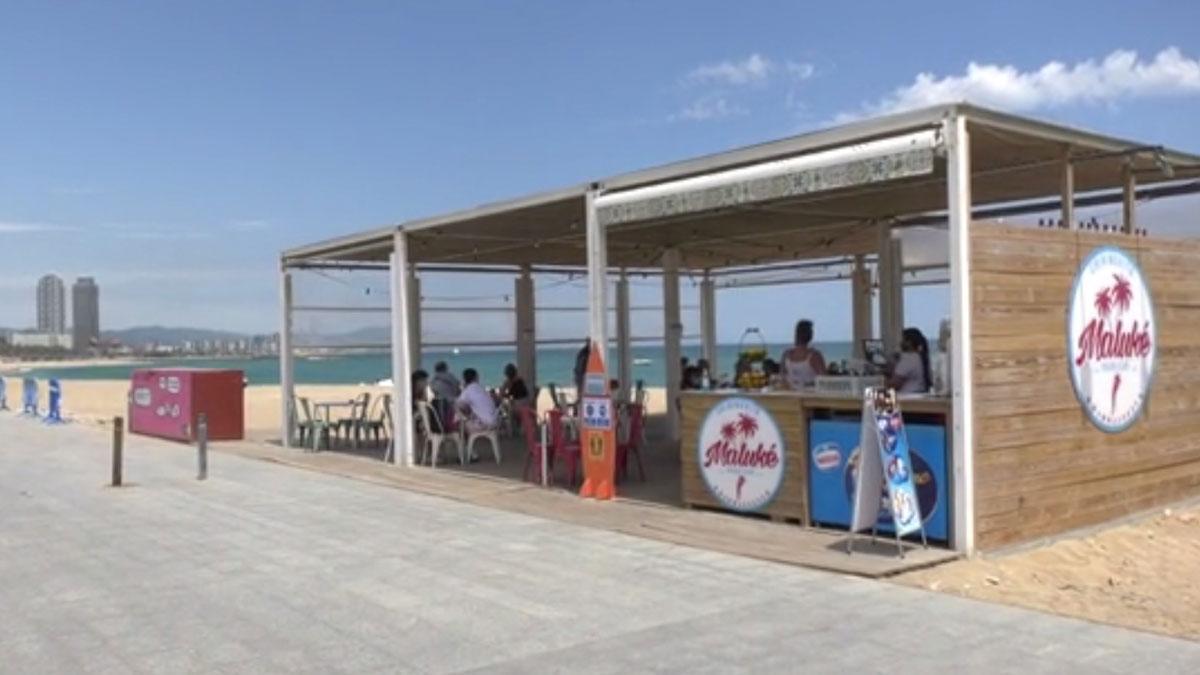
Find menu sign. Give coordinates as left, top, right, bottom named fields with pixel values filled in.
left=1067, top=245, right=1156, bottom=433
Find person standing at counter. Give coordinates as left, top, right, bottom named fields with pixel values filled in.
left=780, top=319, right=826, bottom=389
left=889, top=327, right=932, bottom=393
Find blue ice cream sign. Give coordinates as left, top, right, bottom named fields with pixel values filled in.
left=872, top=410, right=922, bottom=537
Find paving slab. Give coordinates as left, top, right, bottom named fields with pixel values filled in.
left=1, top=414, right=1198, bottom=674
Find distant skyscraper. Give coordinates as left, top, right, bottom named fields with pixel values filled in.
left=72, top=277, right=101, bottom=351
left=37, top=274, right=67, bottom=334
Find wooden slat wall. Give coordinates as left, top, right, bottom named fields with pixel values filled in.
left=679, top=393, right=809, bottom=522
left=971, top=223, right=1200, bottom=550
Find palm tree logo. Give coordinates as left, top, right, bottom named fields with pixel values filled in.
left=1110, top=274, right=1133, bottom=315
left=735, top=413, right=759, bottom=438
left=1094, top=287, right=1113, bottom=319
left=720, top=422, right=737, bottom=443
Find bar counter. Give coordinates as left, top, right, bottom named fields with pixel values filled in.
left=679, top=389, right=952, bottom=530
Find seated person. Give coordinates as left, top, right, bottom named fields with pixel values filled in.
left=430, top=361, right=461, bottom=401
left=889, top=328, right=932, bottom=394
left=456, top=368, right=499, bottom=436
left=411, top=369, right=444, bottom=434
left=499, top=363, right=531, bottom=406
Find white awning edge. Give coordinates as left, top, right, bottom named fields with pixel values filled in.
left=596, top=129, right=942, bottom=227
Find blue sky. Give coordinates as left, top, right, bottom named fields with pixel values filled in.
left=3, top=1, right=1199, bottom=345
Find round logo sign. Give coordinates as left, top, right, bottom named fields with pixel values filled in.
left=1067, top=245, right=1156, bottom=433
left=697, top=397, right=785, bottom=512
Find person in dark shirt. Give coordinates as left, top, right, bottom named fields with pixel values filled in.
left=500, top=363, right=531, bottom=406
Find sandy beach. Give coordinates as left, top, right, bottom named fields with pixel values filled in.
left=2, top=378, right=669, bottom=441
left=899, top=504, right=1200, bottom=641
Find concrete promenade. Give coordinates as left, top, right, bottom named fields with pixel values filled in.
left=2, top=415, right=1198, bottom=674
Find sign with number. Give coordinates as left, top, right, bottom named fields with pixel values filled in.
left=582, top=396, right=612, bottom=430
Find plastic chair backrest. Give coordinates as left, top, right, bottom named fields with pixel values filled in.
left=354, top=392, right=371, bottom=421
left=417, top=400, right=434, bottom=435
left=518, top=404, right=539, bottom=450
left=381, top=395, right=394, bottom=431
left=547, top=409, right=570, bottom=452
left=298, top=397, right=314, bottom=424
left=547, top=383, right=564, bottom=411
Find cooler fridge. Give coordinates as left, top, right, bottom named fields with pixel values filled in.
left=128, top=369, right=244, bottom=442
left=808, top=417, right=949, bottom=541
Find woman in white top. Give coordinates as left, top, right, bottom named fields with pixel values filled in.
left=890, top=327, right=931, bottom=394
left=780, top=320, right=826, bottom=390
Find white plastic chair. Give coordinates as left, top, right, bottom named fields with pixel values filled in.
left=464, top=423, right=502, bottom=465
left=418, top=401, right=464, bottom=467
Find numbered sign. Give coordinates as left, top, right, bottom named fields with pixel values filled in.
left=582, top=397, right=612, bottom=431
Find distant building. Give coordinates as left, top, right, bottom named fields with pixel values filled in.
left=12, top=332, right=73, bottom=349
left=37, top=274, right=67, bottom=334
left=72, top=277, right=100, bottom=351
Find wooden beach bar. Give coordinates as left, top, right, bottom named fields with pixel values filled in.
left=280, top=103, right=1200, bottom=555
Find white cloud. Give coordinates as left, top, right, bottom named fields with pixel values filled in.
left=686, top=53, right=774, bottom=87
left=844, top=47, right=1200, bottom=120
left=671, top=97, right=748, bottom=122
left=786, top=61, right=816, bottom=80
left=684, top=54, right=816, bottom=88
left=0, top=221, right=77, bottom=234
left=673, top=54, right=816, bottom=122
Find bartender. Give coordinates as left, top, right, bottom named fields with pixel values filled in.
left=780, top=319, right=826, bottom=389
left=889, top=327, right=932, bottom=393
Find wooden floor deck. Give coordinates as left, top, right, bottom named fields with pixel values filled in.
left=220, top=433, right=958, bottom=578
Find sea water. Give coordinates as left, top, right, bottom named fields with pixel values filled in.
left=21, top=342, right=858, bottom=388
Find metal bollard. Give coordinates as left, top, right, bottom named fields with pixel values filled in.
left=112, top=416, right=124, bottom=487
left=197, top=414, right=208, bottom=481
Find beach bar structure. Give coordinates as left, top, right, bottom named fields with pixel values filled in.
left=281, top=103, right=1200, bottom=554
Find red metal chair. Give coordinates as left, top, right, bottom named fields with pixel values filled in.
left=519, top=405, right=552, bottom=484
left=548, top=409, right=581, bottom=488
left=617, top=403, right=646, bottom=482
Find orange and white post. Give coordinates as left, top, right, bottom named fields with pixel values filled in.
left=579, top=341, right=616, bottom=500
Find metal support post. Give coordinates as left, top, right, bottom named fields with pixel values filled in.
left=197, top=413, right=208, bottom=480
left=111, top=416, right=124, bottom=487
left=946, top=112, right=976, bottom=555
left=1061, top=148, right=1075, bottom=229
left=699, top=272, right=717, bottom=376
left=615, top=270, right=633, bottom=401
left=390, top=231, right=416, bottom=467
left=662, top=248, right=683, bottom=443
left=279, top=267, right=295, bottom=448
